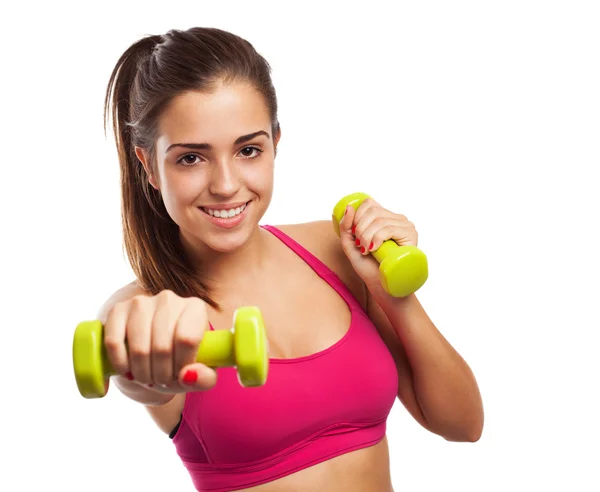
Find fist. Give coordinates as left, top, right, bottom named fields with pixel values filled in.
left=103, top=289, right=217, bottom=393
left=338, top=197, right=419, bottom=293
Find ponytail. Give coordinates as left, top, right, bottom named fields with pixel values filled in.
left=103, top=34, right=220, bottom=308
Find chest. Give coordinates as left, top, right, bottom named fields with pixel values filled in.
left=183, top=308, right=399, bottom=466
left=208, top=261, right=353, bottom=360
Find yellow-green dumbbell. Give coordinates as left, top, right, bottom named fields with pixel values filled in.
left=73, top=306, right=269, bottom=399
left=332, top=192, right=428, bottom=297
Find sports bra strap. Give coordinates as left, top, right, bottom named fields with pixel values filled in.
left=261, top=225, right=362, bottom=311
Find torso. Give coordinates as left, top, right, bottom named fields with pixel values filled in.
left=233, top=437, right=393, bottom=492
left=144, top=221, right=396, bottom=491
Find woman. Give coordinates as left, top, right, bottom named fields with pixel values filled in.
left=99, top=26, right=484, bottom=492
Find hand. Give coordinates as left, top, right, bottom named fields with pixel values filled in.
left=338, top=198, right=419, bottom=293
left=103, top=289, right=216, bottom=394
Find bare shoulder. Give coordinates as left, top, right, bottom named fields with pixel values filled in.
left=96, top=280, right=150, bottom=323
left=273, top=221, right=368, bottom=310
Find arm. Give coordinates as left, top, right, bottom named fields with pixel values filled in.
left=333, top=197, right=484, bottom=442
left=97, top=283, right=186, bottom=434
left=366, top=286, right=484, bottom=442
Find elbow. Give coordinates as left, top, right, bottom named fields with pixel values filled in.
left=443, top=429, right=482, bottom=443
left=464, top=425, right=483, bottom=443
left=466, top=405, right=485, bottom=442
left=444, top=422, right=484, bottom=443
left=453, top=397, right=485, bottom=443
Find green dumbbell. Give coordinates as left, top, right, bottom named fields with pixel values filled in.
left=332, top=192, right=428, bottom=297
left=72, top=306, right=269, bottom=399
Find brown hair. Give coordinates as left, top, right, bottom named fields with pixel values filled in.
left=104, top=27, right=280, bottom=309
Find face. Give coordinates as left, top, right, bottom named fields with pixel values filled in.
left=136, top=81, right=280, bottom=256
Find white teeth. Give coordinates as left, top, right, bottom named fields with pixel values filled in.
left=203, top=203, right=247, bottom=218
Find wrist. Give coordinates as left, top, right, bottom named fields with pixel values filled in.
left=367, top=281, right=414, bottom=307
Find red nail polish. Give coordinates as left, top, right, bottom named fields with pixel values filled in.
left=369, top=242, right=374, bottom=250
left=355, top=238, right=360, bottom=246
left=125, top=372, right=134, bottom=380
left=183, top=369, right=198, bottom=384
left=351, top=225, right=356, bottom=234
left=361, top=246, right=365, bottom=253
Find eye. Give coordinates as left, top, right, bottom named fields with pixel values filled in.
left=239, top=146, right=263, bottom=159
left=177, top=154, right=202, bottom=166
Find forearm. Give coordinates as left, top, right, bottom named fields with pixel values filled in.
left=375, top=291, right=484, bottom=442
left=112, top=376, right=176, bottom=406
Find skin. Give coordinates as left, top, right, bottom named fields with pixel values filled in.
left=99, top=80, right=483, bottom=492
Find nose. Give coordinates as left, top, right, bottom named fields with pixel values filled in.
left=208, top=159, right=241, bottom=197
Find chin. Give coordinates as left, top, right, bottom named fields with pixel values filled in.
left=203, top=230, right=252, bottom=254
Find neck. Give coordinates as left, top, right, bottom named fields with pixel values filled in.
left=180, top=225, right=271, bottom=298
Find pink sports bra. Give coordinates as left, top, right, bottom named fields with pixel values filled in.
left=171, top=225, right=399, bottom=491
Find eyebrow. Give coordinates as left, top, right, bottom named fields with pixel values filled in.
left=165, top=130, right=270, bottom=154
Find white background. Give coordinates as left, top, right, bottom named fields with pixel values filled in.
left=2, top=1, right=599, bottom=490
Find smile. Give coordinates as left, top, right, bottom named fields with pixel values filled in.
left=200, top=202, right=248, bottom=218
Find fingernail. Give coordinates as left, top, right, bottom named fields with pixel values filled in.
left=369, top=242, right=374, bottom=250
left=355, top=238, right=360, bottom=246
left=183, top=369, right=198, bottom=384
left=351, top=225, right=356, bottom=234
left=361, top=246, right=366, bottom=253
left=125, top=372, right=134, bottom=380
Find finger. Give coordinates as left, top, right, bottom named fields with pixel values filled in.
left=178, top=362, right=218, bottom=391
left=357, top=217, right=392, bottom=255
left=150, top=290, right=180, bottom=385
left=103, top=301, right=131, bottom=378
left=371, top=221, right=418, bottom=251
left=339, top=206, right=363, bottom=259
left=339, top=205, right=356, bottom=236
left=354, top=206, right=385, bottom=250
left=355, top=209, right=398, bottom=249
left=365, top=223, right=404, bottom=254
left=137, top=379, right=181, bottom=394
left=126, top=296, right=154, bottom=385
left=354, top=209, right=376, bottom=247
left=354, top=202, right=397, bottom=236
left=353, top=197, right=380, bottom=226
left=173, top=297, right=208, bottom=373
left=139, top=365, right=215, bottom=394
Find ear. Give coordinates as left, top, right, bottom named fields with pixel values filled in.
left=273, top=126, right=282, bottom=156
left=274, top=126, right=281, bottom=145
left=134, top=146, right=159, bottom=190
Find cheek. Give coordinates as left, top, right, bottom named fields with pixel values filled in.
left=161, top=170, right=204, bottom=207
left=245, top=161, right=274, bottom=192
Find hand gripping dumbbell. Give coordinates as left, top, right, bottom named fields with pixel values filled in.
left=332, top=192, right=429, bottom=297
left=73, top=306, right=269, bottom=399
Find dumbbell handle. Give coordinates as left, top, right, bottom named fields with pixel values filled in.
left=367, top=238, right=401, bottom=264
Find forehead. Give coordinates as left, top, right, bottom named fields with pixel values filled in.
left=156, top=82, right=271, bottom=147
